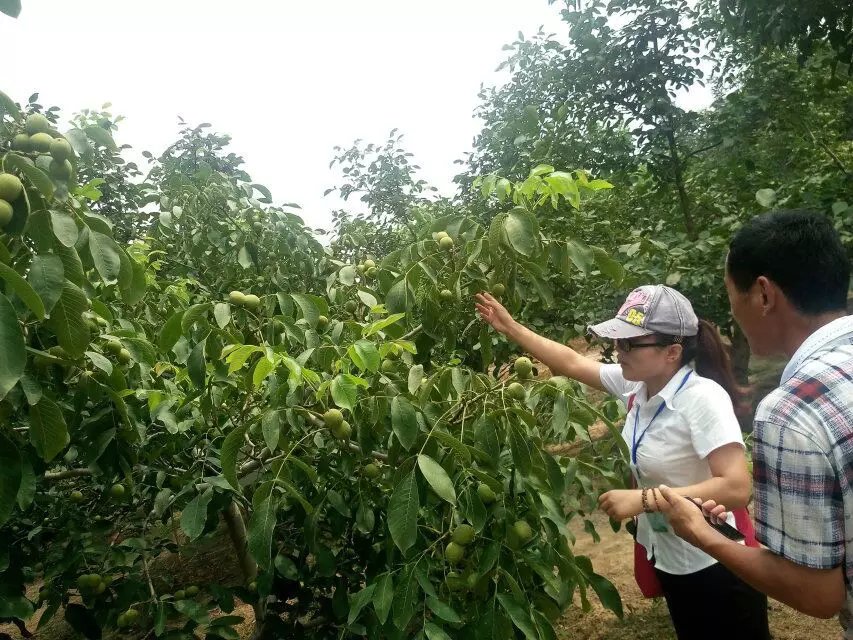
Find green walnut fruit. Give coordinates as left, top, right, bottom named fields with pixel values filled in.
left=381, top=358, right=395, bottom=373
left=363, top=259, right=376, bottom=270
left=439, top=236, right=454, bottom=251
left=243, top=294, right=261, bottom=310
left=323, top=408, right=344, bottom=428
left=446, top=571, right=466, bottom=592
left=366, top=266, right=378, bottom=278
left=49, top=159, right=73, bottom=181
left=105, top=340, right=123, bottom=356
left=248, top=581, right=257, bottom=592
left=11, top=134, right=30, bottom=151
left=477, top=483, right=497, bottom=504
left=331, top=420, right=351, bottom=440
left=109, top=483, right=126, bottom=499
left=356, top=264, right=366, bottom=274
left=229, top=290, right=246, bottom=305
left=174, top=589, right=186, bottom=600
left=317, top=315, right=329, bottom=329
left=513, top=520, right=534, bottom=543
left=70, top=490, right=84, bottom=503
left=78, top=573, right=101, bottom=590
left=362, top=463, right=380, bottom=479
left=125, top=608, right=140, bottom=623
left=507, top=382, right=526, bottom=401
left=435, top=231, right=449, bottom=241
left=185, top=585, right=199, bottom=597
left=491, top=283, right=506, bottom=297
left=29, top=132, right=54, bottom=153
left=513, top=356, right=533, bottom=379
left=444, top=541, right=465, bottom=565
left=50, top=138, right=74, bottom=162
left=548, top=375, right=570, bottom=389
left=25, top=113, right=51, bottom=135
left=344, top=300, right=358, bottom=313
left=451, top=524, right=475, bottom=546
left=117, top=348, right=131, bottom=364
left=117, top=613, right=129, bottom=628
left=439, top=289, right=453, bottom=301
left=0, top=174, right=23, bottom=202
left=0, top=199, right=13, bottom=227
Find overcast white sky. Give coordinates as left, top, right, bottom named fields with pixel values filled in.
left=1, top=1, right=711, bottom=232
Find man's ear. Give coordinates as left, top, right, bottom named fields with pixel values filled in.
left=756, top=276, right=777, bottom=316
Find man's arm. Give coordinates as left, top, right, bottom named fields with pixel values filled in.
left=658, top=486, right=847, bottom=619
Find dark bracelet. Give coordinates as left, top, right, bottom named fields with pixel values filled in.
left=641, top=488, right=653, bottom=514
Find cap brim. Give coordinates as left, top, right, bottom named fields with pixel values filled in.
left=588, top=318, right=653, bottom=339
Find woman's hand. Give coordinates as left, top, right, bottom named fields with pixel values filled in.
left=598, top=489, right=644, bottom=520
left=475, top=292, right=516, bottom=335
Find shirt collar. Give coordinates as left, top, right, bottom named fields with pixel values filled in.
left=781, top=315, right=853, bottom=384
left=622, top=364, right=693, bottom=409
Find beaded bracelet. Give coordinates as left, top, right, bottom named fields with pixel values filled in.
left=641, top=487, right=653, bottom=513
left=651, top=488, right=661, bottom=512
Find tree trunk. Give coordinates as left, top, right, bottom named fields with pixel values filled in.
left=223, top=501, right=265, bottom=636
left=664, top=126, right=697, bottom=241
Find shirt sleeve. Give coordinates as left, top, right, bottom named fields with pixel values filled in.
left=598, top=363, right=637, bottom=401
left=681, top=381, right=744, bottom=459
left=752, top=419, right=844, bottom=569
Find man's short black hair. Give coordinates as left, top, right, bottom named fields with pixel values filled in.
left=727, top=209, right=850, bottom=315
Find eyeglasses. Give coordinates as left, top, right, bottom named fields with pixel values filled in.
left=614, top=338, right=675, bottom=352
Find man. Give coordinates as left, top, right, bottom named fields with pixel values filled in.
left=657, top=209, right=853, bottom=634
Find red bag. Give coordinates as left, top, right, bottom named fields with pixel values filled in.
left=633, top=507, right=759, bottom=598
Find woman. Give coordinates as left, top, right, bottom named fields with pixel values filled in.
left=475, top=284, right=771, bottom=640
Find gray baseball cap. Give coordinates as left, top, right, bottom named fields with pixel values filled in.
left=589, top=285, right=699, bottom=339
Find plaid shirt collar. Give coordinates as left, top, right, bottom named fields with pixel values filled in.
left=781, top=315, right=853, bottom=384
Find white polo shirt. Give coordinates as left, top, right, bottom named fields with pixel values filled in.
left=600, top=364, right=745, bottom=575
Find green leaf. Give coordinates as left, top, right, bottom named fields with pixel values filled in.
left=576, top=556, right=623, bottom=618
left=426, top=597, right=462, bottom=624
left=372, top=574, right=394, bottom=625
left=347, top=584, right=376, bottom=625
left=50, top=210, right=79, bottom=247
left=0, top=88, right=21, bottom=118
left=592, top=247, right=624, bottom=284
left=565, top=239, right=594, bottom=275
left=363, top=312, right=406, bottom=337
left=221, top=424, right=248, bottom=490
left=181, top=303, right=211, bottom=331
left=0, top=433, right=22, bottom=526
left=391, top=396, right=418, bottom=451
left=385, top=278, right=411, bottom=315
left=407, top=364, right=424, bottom=395
left=84, top=124, right=118, bottom=150
left=4, top=153, right=54, bottom=199
left=253, top=355, right=274, bottom=387
left=392, top=566, right=420, bottom=629
left=119, top=256, right=147, bottom=305
left=188, top=337, right=207, bottom=388
left=237, top=246, right=253, bottom=269
left=503, top=207, right=540, bottom=257
left=29, top=397, right=68, bottom=462
left=248, top=492, right=279, bottom=569
left=122, top=337, right=156, bottom=366
left=349, top=339, right=380, bottom=372
left=417, top=454, right=456, bottom=504
left=0, top=294, right=26, bottom=400
left=27, top=254, right=64, bottom=316
left=0, top=595, right=32, bottom=621
left=339, top=265, right=356, bottom=286
left=291, top=293, right=320, bottom=326
left=262, top=410, right=280, bottom=452
left=180, top=489, right=213, bottom=540
left=159, top=310, right=184, bottom=351
left=214, top=302, right=231, bottom=329
left=387, top=469, right=419, bottom=553
left=331, top=374, right=358, bottom=411
left=424, top=622, right=453, bottom=640
left=88, top=230, right=122, bottom=286
left=85, top=351, right=113, bottom=376
left=15, top=452, right=35, bottom=511
left=497, top=594, right=538, bottom=640
left=755, top=188, right=777, bottom=208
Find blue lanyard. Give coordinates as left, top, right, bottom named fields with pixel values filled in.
left=630, top=370, right=692, bottom=465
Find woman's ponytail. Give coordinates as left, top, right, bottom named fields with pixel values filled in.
left=681, top=319, right=750, bottom=415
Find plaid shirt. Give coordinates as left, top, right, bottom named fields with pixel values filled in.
left=752, top=316, right=853, bottom=635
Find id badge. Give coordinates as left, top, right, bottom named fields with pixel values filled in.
left=631, top=463, right=669, bottom=534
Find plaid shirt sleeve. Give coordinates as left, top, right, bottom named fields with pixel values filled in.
left=752, top=417, right=845, bottom=569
